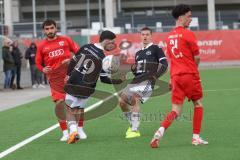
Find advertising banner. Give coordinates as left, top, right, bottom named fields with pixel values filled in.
left=91, top=30, right=240, bottom=64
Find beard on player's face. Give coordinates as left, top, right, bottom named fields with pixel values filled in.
left=46, top=32, right=56, bottom=39
left=104, top=43, right=116, bottom=51
left=103, top=39, right=116, bottom=51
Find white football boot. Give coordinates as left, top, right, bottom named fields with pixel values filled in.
left=192, top=137, right=208, bottom=145
left=78, top=127, right=87, bottom=139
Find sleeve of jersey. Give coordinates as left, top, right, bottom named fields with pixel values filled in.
left=100, top=70, right=123, bottom=84
left=66, top=36, right=80, bottom=54
left=187, top=31, right=200, bottom=56
left=154, top=47, right=168, bottom=78
left=35, top=45, right=44, bottom=72
left=67, top=55, right=78, bottom=76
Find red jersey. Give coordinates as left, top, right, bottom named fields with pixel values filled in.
left=36, top=35, right=79, bottom=72
left=35, top=36, right=79, bottom=93
left=166, top=26, right=199, bottom=77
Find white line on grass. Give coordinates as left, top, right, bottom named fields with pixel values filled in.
left=205, top=88, right=240, bottom=92
left=0, top=124, right=59, bottom=159
left=0, top=92, right=119, bottom=159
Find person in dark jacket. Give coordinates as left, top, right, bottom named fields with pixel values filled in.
left=2, top=40, right=15, bottom=89
left=25, top=42, right=43, bottom=88
left=11, top=41, right=23, bottom=89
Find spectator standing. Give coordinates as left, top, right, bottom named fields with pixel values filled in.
left=25, top=42, right=44, bottom=88
left=2, top=40, right=15, bottom=89
left=11, top=41, right=23, bottom=89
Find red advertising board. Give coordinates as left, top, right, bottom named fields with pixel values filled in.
left=91, top=30, right=240, bottom=64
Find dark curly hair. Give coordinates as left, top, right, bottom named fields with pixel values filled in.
left=99, top=30, right=116, bottom=42
left=172, top=4, right=192, bottom=19
left=42, top=19, right=57, bottom=29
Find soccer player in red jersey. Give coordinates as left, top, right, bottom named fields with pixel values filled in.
left=150, top=4, right=208, bottom=148
left=35, top=19, right=85, bottom=141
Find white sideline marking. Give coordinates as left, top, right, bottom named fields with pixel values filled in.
left=0, top=92, right=119, bottom=159
left=0, top=124, right=59, bottom=158
left=205, top=88, right=240, bottom=92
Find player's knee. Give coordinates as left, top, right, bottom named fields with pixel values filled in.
left=193, top=99, right=203, bottom=107
left=172, top=109, right=181, bottom=116
left=119, top=93, right=128, bottom=105
left=55, top=99, right=65, bottom=108
left=79, top=108, right=85, bottom=116
left=119, top=98, right=127, bottom=109
left=119, top=99, right=125, bottom=107
left=172, top=103, right=183, bottom=116
left=119, top=92, right=139, bottom=107
left=69, top=108, right=80, bottom=115
left=55, top=102, right=66, bottom=120
left=131, top=94, right=140, bottom=106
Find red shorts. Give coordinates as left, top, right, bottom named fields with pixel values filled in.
left=50, top=87, right=66, bottom=102
left=48, top=73, right=66, bottom=102
left=171, top=73, right=203, bottom=104
left=49, top=79, right=65, bottom=102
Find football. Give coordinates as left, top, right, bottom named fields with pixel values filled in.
left=102, top=55, right=120, bottom=73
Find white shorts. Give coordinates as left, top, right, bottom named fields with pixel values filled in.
left=121, top=80, right=152, bottom=104
left=65, top=93, right=89, bottom=108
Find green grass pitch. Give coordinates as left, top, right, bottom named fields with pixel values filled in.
left=0, top=68, right=240, bottom=160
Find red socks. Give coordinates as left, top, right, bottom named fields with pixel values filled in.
left=193, top=106, right=203, bottom=134
left=58, top=120, right=67, bottom=131
left=161, top=111, right=178, bottom=130
left=78, top=119, right=84, bottom=127
left=59, top=119, right=84, bottom=131
left=160, top=107, right=203, bottom=134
